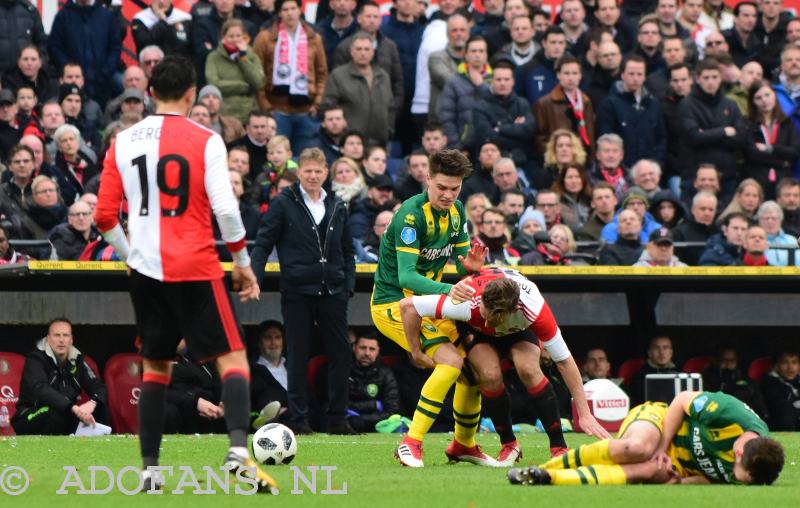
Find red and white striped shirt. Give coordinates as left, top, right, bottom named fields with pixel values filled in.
left=95, top=114, right=247, bottom=282
left=412, top=267, right=571, bottom=361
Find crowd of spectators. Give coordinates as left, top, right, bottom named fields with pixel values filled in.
left=1, top=0, right=800, bottom=266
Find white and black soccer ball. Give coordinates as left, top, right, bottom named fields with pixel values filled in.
left=252, top=423, right=297, bottom=465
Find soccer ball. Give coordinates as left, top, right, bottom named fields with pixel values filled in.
left=252, top=423, right=297, bottom=465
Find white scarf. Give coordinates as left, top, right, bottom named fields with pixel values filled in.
left=273, top=22, right=309, bottom=97
left=133, top=6, right=192, bottom=29
left=332, top=177, right=366, bottom=204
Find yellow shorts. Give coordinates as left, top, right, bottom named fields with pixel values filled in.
left=617, top=402, right=669, bottom=438
left=370, top=300, right=465, bottom=359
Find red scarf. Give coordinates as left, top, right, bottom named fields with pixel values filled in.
left=761, top=121, right=780, bottom=182
left=743, top=253, right=768, bottom=266
left=564, top=87, right=590, bottom=147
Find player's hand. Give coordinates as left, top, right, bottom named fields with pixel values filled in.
left=653, top=451, right=672, bottom=470
left=458, top=244, right=487, bottom=273
left=448, top=278, right=475, bottom=304
left=577, top=411, right=611, bottom=439
left=411, top=350, right=435, bottom=370
left=232, top=265, right=260, bottom=302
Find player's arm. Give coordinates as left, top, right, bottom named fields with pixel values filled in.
left=452, top=205, right=485, bottom=275
left=95, top=140, right=130, bottom=261
left=678, top=475, right=711, bottom=485
left=656, top=391, right=701, bottom=455
left=399, top=295, right=470, bottom=368
left=533, top=302, right=611, bottom=439
left=204, top=135, right=258, bottom=301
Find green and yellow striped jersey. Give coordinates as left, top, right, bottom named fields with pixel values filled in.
left=671, top=391, right=770, bottom=483
left=371, top=192, right=470, bottom=305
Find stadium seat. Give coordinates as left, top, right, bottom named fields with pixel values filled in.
left=0, top=352, right=26, bottom=436
left=682, top=356, right=713, bottom=374
left=307, top=355, right=329, bottom=395
left=83, top=355, right=100, bottom=377
left=617, top=358, right=645, bottom=386
left=748, top=357, right=774, bottom=381
left=104, top=353, right=142, bottom=434
left=380, top=355, right=401, bottom=369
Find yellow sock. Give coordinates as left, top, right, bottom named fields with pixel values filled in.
left=541, top=439, right=613, bottom=469
left=549, top=465, right=627, bottom=486
left=452, top=382, right=481, bottom=448
left=408, top=364, right=460, bottom=442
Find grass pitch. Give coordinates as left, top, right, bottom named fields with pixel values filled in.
left=1, top=431, right=798, bottom=508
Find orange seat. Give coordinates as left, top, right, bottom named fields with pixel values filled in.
left=617, top=358, right=645, bottom=386
left=82, top=355, right=100, bottom=377
left=0, top=352, right=26, bottom=436
left=683, top=356, right=714, bottom=374
left=748, top=357, right=774, bottom=381
left=307, top=355, right=329, bottom=395
left=103, top=353, right=142, bottom=434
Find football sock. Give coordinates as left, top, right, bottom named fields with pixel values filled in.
left=221, top=369, right=251, bottom=449
left=480, top=385, right=516, bottom=444
left=408, top=364, right=460, bottom=442
left=548, top=465, right=627, bottom=486
left=453, top=381, right=481, bottom=448
left=139, top=373, right=169, bottom=468
left=541, top=439, right=613, bottom=470
left=527, top=378, right=567, bottom=449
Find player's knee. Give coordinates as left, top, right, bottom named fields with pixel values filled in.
left=516, top=363, right=543, bottom=387
left=622, top=438, right=658, bottom=463
left=479, top=368, right=503, bottom=391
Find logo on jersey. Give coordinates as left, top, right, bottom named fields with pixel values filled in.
left=420, top=244, right=453, bottom=261
left=401, top=227, right=417, bottom=245
left=422, top=323, right=437, bottom=333
left=404, top=214, right=416, bottom=226
left=450, top=213, right=460, bottom=232
left=367, top=384, right=379, bottom=397
left=693, top=395, right=708, bottom=413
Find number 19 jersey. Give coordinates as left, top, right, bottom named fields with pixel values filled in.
left=95, top=114, right=245, bottom=282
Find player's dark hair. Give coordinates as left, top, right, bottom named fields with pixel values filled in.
left=742, top=437, right=784, bottom=485
left=482, top=278, right=520, bottom=326
left=150, top=56, right=196, bottom=102
left=47, top=316, right=73, bottom=331
left=429, top=149, right=472, bottom=179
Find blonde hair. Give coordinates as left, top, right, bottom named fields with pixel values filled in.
left=298, top=147, right=328, bottom=169
left=548, top=224, right=577, bottom=254
left=717, top=178, right=764, bottom=225
left=332, top=156, right=360, bottom=178
left=31, top=174, right=58, bottom=194
left=267, top=135, right=291, bottom=153
left=544, top=129, right=587, bottom=167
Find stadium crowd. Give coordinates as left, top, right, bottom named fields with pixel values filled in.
left=1, top=0, right=800, bottom=266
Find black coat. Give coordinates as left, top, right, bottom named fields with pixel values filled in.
left=598, top=237, right=643, bottom=265
left=347, top=359, right=401, bottom=432
left=0, top=0, right=47, bottom=75
left=471, top=87, right=535, bottom=167
left=251, top=182, right=355, bottom=296
left=458, top=166, right=498, bottom=203
left=49, top=223, right=97, bottom=260
left=744, top=117, right=800, bottom=198
left=12, top=339, right=107, bottom=422
left=662, top=91, right=692, bottom=179
left=678, top=86, right=745, bottom=182
left=761, top=371, right=800, bottom=431
left=167, top=350, right=221, bottom=414
left=585, top=67, right=619, bottom=112
left=702, top=365, right=768, bottom=419
left=672, top=218, right=716, bottom=266
left=627, top=362, right=679, bottom=406
left=250, top=360, right=288, bottom=410
left=0, top=65, right=57, bottom=102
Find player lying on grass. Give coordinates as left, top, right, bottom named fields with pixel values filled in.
left=371, top=149, right=497, bottom=468
left=508, top=391, right=784, bottom=486
left=399, top=267, right=611, bottom=467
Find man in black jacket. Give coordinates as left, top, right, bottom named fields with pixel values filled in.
left=672, top=191, right=717, bottom=265
left=660, top=62, right=692, bottom=192
left=626, top=335, right=679, bottom=406
left=598, top=209, right=644, bottom=265
left=12, top=318, right=108, bottom=435
left=250, top=147, right=356, bottom=435
left=346, top=334, right=401, bottom=432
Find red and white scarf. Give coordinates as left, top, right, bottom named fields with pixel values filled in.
left=273, top=22, right=309, bottom=97
left=761, top=121, right=780, bottom=183
left=564, top=87, right=590, bottom=148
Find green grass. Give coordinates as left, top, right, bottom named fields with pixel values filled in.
left=1, top=432, right=798, bottom=507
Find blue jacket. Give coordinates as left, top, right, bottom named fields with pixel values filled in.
left=600, top=210, right=662, bottom=244
left=597, top=81, right=667, bottom=167
left=698, top=233, right=741, bottom=266
left=766, top=230, right=799, bottom=266
left=315, top=15, right=357, bottom=70
left=515, top=51, right=557, bottom=106
left=381, top=10, right=424, bottom=100
left=774, top=83, right=800, bottom=177
left=47, top=1, right=121, bottom=100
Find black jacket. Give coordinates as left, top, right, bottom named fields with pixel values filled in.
left=347, top=359, right=401, bottom=432
left=251, top=182, right=355, bottom=296
left=585, top=67, right=619, bottom=112
left=627, top=361, right=679, bottom=406
left=782, top=208, right=800, bottom=238
left=167, top=349, right=221, bottom=414
left=702, top=365, right=768, bottom=419
left=672, top=218, right=717, bottom=266
left=598, top=237, right=643, bottom=265
left=49, top=223, right=97, bottom=260
left=12, top=338, right=107, bottom=423
left=471, top=87, right=535, bottom=167
left=250, top=359, right=288, bottom=410
left=678, top=86, right=745, bottom=182
left=0, top=0, right=47, bottom=75
left=458, top=166, right=498, bottom=203
left=698, top=233, right=742, bottom=266
left=744, top=116, right=800, bottom=198
left=313, top=128, right=343, bottom=167
left=661, top=91, right=692, bottom=179
left=761, top=371, right=800, bottom=431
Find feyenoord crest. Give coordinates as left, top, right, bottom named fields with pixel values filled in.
left=277, top=63, right=291, bottom=79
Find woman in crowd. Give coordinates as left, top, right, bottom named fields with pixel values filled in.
left=511, top=207, right=546, bottom=256
left=757, top=200, right=799, bottom=266
left=649, top=190, right=686, bottom=230
left=205, top=19, right=266, bottom=125
left=464, top=192, right=492, bottom=236
left=330, top=156, right=366, bottom=206
left=520, top=224, right=577, bottom=265
left=1, top=45, right=57, bottom=100
left=744, top=80, right=800, bottom=200
left=53, top=124, right=97, bottom=201
left=361, top=145, right=388, bottom=188
left=552, top=164, right=592, bottom=230
left=717, top=178, right=763, bottom=225
left=540, top=129, right=587, bottom=191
